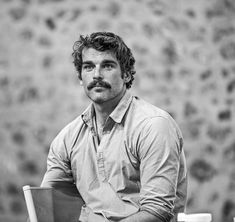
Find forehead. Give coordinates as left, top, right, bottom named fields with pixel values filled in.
left=82, top=47, right=118, bottom=62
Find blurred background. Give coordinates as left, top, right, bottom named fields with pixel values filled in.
left=0, top=0, right=235, bottom=221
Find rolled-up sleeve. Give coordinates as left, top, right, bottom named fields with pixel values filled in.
left=137, top=117, right=182, bottom=222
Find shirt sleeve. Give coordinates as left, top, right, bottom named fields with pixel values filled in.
left=41, top=129, right=80, bottom=197
left=137, top=116, right=183, bottom=222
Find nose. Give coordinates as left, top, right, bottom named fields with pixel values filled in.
left=93, top=65, right=103, bottom=79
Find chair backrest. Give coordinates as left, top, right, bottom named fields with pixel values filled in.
left=23, top=185, right=84, bottom=222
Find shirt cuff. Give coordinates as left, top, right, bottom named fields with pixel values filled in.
left=140, top=205, right=174, bottom=222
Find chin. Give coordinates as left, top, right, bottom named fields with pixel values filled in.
left=89, top=95, right=108, bottom=104
left=87, top=91, right=110, bottom=103
left=92, top=98, right=106, bottom=104
left=87, top=90, right=124, bottom=104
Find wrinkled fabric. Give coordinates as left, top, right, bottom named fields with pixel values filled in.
left=41, top=91, right=187, bottom=222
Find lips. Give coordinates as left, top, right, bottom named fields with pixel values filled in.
left=94, top=83, right=105, bottom=87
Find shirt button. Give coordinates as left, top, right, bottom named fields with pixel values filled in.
left=98, top=152, right=103, bottom=159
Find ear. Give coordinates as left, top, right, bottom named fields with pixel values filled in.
left=123, top=72, right=131, bottom=83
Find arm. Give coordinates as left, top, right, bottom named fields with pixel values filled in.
left=119, top=210, right=163, bottom=222
left=41, top=130, right=80, bottom=197
left=123, top=117, right=184, bottom=222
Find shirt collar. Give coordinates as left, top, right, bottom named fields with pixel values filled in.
left=81, top=104, right=95, bottom=129
left=109, top=91, right=132, bottom=123
left=81, top=91, right=132, bottom=127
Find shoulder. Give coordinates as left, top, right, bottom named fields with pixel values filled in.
left=128, top=96, right=178, bottom=129
left=131, top=96, right=171, bottom=118
left=127, top=96, right=183, bottom=146
left=52, top=114, right=85, bottom=148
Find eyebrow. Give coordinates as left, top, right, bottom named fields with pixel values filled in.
left=82, top=59, right=118, bottom=65
left=102, top=59, right=118, bottom=65
left=82, top=61, right=93, bottom=65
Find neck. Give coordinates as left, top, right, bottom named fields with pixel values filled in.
left=93, top=90, right=126, bottom=127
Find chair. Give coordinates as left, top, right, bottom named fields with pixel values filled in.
left=177, top=213, right=212, bottom=222
left=23, top=185, right=84, bottom=222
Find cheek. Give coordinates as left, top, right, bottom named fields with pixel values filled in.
left=81, top=79, right=90, bottom=91
left=114, top=77, right=125, bottom=88
left=109, top=72, right=124, bottom=84
left=81, top=74, right=92, bottom=84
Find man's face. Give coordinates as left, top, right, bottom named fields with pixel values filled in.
left=81, top=47, right=127, bottom=104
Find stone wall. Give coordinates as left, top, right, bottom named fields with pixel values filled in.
left=0, top=0, right=235, bottom=221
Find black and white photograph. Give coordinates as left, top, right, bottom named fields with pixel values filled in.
left=0, top=0, right=235, bottom=222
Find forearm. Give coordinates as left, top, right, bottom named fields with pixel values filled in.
left=119, top=210, right=163, bottom=222
left=41, top=180, right=80, bottom=196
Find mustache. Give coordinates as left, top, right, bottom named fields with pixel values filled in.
left=87, top=80, right=111, bottom=90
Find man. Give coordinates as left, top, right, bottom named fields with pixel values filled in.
left=41, top=32, right=187, bottom=222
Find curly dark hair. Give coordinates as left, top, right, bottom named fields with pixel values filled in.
left=72, top=32, right=136, bottom=89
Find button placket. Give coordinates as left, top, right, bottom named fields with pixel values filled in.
left=97, top=151, right=106, bottom=181
left=94, top=122, right=113, bottom=182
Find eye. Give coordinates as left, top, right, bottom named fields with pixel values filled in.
left=82, top=64, right=94, bottom=72
left=103, top=63, right=114, bottom=70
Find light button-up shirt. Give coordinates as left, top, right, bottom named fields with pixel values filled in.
left=41, top=91, right=187, bottom=222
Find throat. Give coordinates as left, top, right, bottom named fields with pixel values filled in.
left=93, top=115, right=106, bottom=145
